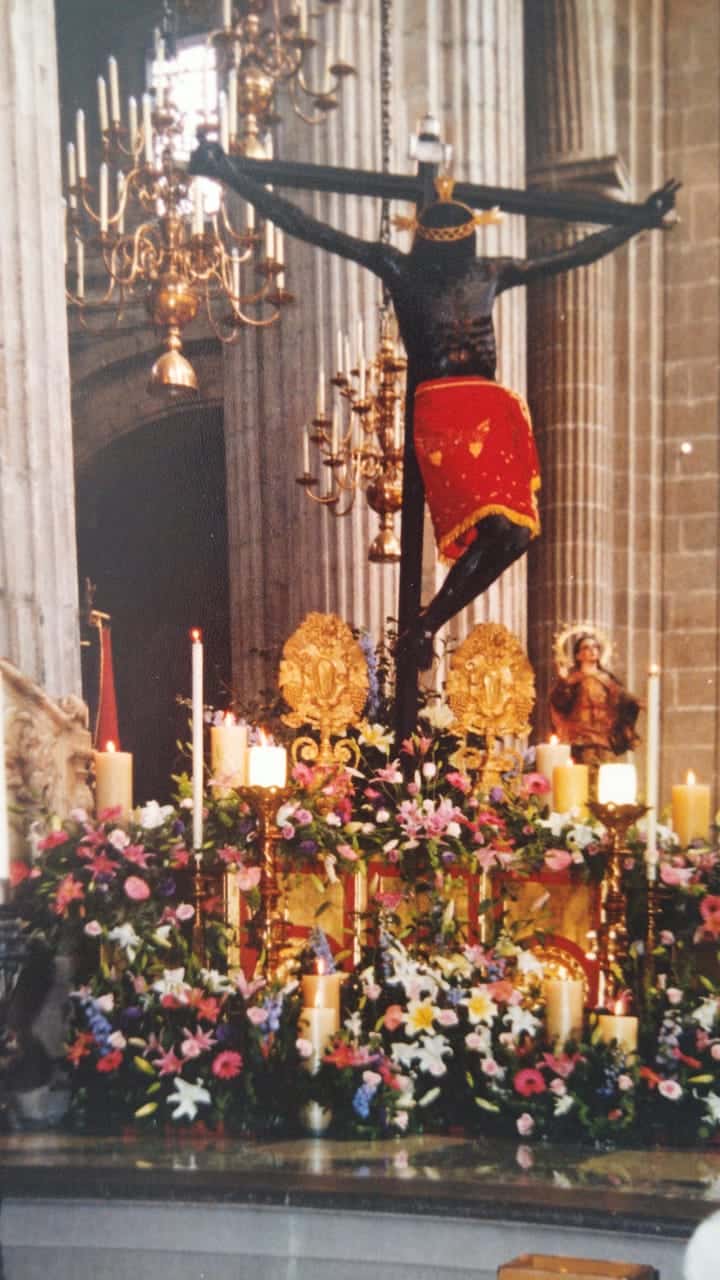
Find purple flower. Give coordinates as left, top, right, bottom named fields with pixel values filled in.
left=490, top=786, right=504, bottom=804
left=158, top=875, right=177, bottom=897
left=299, top=839, right=318, bottom=856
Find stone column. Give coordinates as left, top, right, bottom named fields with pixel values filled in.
left=0, top=0, right=81, bottom=698
left=224, top=0, right=398, bottom=700
left=525, top=0, right=623, bottom=733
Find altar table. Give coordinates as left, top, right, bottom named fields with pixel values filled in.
left=0, top=1133, right=716, bottom=1279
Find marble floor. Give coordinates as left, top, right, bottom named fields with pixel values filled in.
left=0, top=1132, right=717, bottom=1279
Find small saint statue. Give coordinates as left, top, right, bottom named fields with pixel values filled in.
left=549, top=631, right=641, bottom=767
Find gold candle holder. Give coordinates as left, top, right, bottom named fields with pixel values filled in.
left=240, top=785, right=291, bottom=978
left=588, top=800, right=648, bottom=1006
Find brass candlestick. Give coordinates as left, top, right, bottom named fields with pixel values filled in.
left=587, top=800, right=648, bottom=1006
left=242, top=785, right=291, bottom=978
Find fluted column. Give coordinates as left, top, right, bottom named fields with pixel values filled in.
left=525, top=0, right=622, bottom=733
left=224, top=0, right=398, bottom=699
left=0, top=0, right=80, bottom=698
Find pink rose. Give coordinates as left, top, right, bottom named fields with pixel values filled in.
left=237, top=865, right=261, bottom=892
left=84, top=920, right=102, bottom=937
left=660, top=864, right=694, bottom=887
left=658, top=1079, right=683, bottom=1101
left=660, top=930, right=675, bottom=946
left=481, top=1058, right=501, bottom=1077
left=544, top=848, right=572, bottom=872
left=124, top=876, right=150, bottom=901
left=517, top=1112, right=535, bottom=1136
left=176, top=903, right=195, bottom=922
left=666, top=987, right=683, bottom=1006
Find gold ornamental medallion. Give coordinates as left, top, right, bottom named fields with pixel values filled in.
left=446, top=622, right=535, bottom=790
left=279, top=612, right=368, bottom=767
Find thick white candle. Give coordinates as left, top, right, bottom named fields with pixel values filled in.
left=97, top=75, right=109, bottom=133
left=299, top=1006, right=337, bottom=1073
left=0, top=673, right=9, bottom=880
left=544, top=977, right=584, bottom=1045
left=94, top=741, right=133, bottom=819
left=248, top=742, right=287, bottom=789
left=191, top=629, right=204, bottom=850
left=76, top=109, right=87, bottom=179
left=645, top=665, right=660, bottom=880
left=552, top=761, right=588, bottom=815
left=210, top=713, right=247, bottom=787
left=301, top=971, right=343, bottom=1021
left=597, top=763, right=637, bottom=805
left=108, top=56, right=120, bottom=124
left=672, top=771, right=711, bottom=847
left=536, top=735, right=571, bottom=786
left=596, top=1011, right=638, bottom=1056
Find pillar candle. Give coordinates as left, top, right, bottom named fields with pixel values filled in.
left=552, top=761, right=588, bottom=815
left=210, top=713, right=247, bottom=787
left=94, top=741, right=133, bottom=819
left=596, top=1010, right=639, bottom=1056
left=299, top=1006, right=337, bottom=1073
left=191, top=629, right=204, bottom=850
left=536, top=736, right=571, bottom=787
left=0, top=673, right=8, bottom=881
left=248, top=741, right=287, bottom=789
left=301, top=971, right=344, bottom=1021
left=672, top=771, right=711, bottom=847
left=597, top=763, right=637, bottom=805
left=544, top=977, right=584, bottom=1045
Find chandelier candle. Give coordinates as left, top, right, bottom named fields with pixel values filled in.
left=671, top=771, right=710, bottom=848
left=645, top=665, right=661, bottom=880
left=94, top=741, right=133, bottom=820
left=552, top=761, right=588, bottom=815
left=210, top=713, right=247, bottom=789
left=191, top=629, right=204, bottom=850
left=536, top=736, right=571, bottom=787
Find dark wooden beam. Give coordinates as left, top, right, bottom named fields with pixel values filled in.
left=206, top=153, right=647, bottom=227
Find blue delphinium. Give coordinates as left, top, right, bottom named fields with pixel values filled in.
left=309, top=925, right=336, bottom=973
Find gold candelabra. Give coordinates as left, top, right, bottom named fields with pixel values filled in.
left=64, top=35, right=292, bottom=399
left=588, top=800, right=648, bottom=1006
left=297, top=310, right=407, bottom=562
left=241, top=785, right=291, bottom=977
left=211, top=0, right=355, bottom=160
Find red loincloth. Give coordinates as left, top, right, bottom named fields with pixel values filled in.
left=413, top=376, right=541, bottom=563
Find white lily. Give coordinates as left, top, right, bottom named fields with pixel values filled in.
left=166, top=1077, right=212, bottom=1122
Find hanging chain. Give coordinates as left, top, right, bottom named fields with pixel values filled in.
left=379, top=0, right=392, bottom=246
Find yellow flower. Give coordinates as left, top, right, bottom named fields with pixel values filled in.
left=465, top=986, right=498, bottom=1026
left=359, top=722, right=394, bottom=753
left=404, top=1000, right=437, bottom=1036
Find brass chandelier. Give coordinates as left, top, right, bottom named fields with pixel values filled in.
left=212, top=0, right=355, bottom=159
left=297, top=312, right=406, bottom=562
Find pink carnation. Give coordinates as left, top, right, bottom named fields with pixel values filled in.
left=124, top=876, right=150, bottom=901
left=236, top=866, right=261, bottom=892
left=544, top=848, right=572, bottom=872
left=212, top=1050, right=243, bottom=1079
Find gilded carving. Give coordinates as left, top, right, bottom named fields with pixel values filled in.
left=279, top=613, right=368, bottom=767
left=446, top=622, right=535, bottom=790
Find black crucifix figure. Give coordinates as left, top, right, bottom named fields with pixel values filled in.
left=189, top=135, right=679, bottom=745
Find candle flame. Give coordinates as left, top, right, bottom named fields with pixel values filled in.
left=648, top=664, right=660, bottom=676
left=687, top=770, right=696, bottom=786
left=317, top=957, right=326, bottom=976
left=549, top=734, right=558, bottom=746
left=105, top=740, right=116, bottom=753
left=257, top=727, right=269, bottom=747
left=191, top=628, right=202, bottom=643
left=224, top=711, right=236, bottom=726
